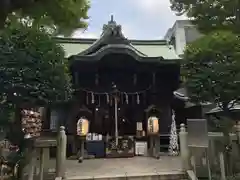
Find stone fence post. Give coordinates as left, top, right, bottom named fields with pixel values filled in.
left=179, top=123, right=190, bottom=170
left=236, top=121, right=240, bottom=144
left=56, top=126, right=67, bottom=178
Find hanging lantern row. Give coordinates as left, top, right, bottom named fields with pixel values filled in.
left=21, top=109, right=42, bottom=138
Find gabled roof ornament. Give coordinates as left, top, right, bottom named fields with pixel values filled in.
left=110, top=15, right=114, bottom=23
left=102, top=15, right=124, bottom=38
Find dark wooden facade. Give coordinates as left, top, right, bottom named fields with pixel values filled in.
left=69, top=19, right=179, bottom=131
left=45, top=18, right=188, bottom=157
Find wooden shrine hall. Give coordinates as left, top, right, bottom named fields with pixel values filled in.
left=46, top=16, right=194, bottom=159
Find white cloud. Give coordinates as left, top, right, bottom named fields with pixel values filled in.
left=70, top=0, right=187, bottom=39
left=137, top=0, right=170, bottom=14
left=121, top=24, right=135, bottom=38
left=126, top=0, right=186, bottom=39
left=131, top=0, right=186, bottom=19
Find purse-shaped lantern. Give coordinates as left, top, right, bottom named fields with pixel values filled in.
left=77, top=117, right=89, bottom=136
left=147, top=116, right=159, bottom=135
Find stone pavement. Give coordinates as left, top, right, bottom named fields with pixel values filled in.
left=64, top=156, right=185, bottom=180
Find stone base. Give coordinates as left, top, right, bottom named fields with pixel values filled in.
left=66, top=172, right=186, bottom=180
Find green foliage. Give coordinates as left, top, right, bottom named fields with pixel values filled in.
left=0, top=104, right=15, bottom=126
left=0, top=25, right=72, bottom=107
left=208, top=116, right=235, bottom=133
left=183, top=31, right=240, bottom=110
left=0, top=0, right=90, bottom=35
left=170, top=0, right=240, bottom=33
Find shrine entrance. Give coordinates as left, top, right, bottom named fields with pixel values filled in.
left=65, top=17, right=180, bottom=159
left=117, top=106, right=138, bottom=136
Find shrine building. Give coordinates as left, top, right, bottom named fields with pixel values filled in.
left=44, top=17, right=203, bottom=158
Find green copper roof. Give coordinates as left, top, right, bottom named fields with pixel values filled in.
left=57, top=38, right=179, bottom=59
left=55, top=17, right=179, bottom=60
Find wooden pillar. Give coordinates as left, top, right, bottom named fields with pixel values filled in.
left=42, top=108, right=50, bottom=130
left=154, top=135, right=160, bottom=158
left=74, top=72, right=79, bottom=86
left=149, top=136, right=154, bottom=156
left=78, top=137, right=85, bottom=163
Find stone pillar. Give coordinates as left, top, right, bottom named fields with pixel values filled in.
left=179, top=123, right=190, bottom=170
left=56, top=126, right=67, bottom=178
left=27, top=149, right=36, bottom=180
left=219, top=152, right=226, bottom=180
left=39, top=148, right=45, bottom=180
left=236, top=121, right=240, bottom=144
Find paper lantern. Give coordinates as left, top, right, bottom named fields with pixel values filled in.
left=147, top=116, right=159, bottom=135
left=77, top=117, right=89, bottom=136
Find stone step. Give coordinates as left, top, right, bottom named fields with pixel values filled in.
left=66, top=171, right=186, bottom=180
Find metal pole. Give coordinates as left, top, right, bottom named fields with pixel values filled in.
left=114, top=95, right=118, bottom=146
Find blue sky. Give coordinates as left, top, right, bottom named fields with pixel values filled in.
left=72, top=0, right=186, bottom=40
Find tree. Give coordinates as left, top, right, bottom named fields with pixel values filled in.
left=183, top=30, right=240, bottom=112
left=0, top=25, right=72, bottom=108
left=170, top=0, right=240, bottom=33
left=0, top=24, right=73, bottom=179
left=0, top=0, right=90, bottom=35
left=183, top=31, right=240, bottom=175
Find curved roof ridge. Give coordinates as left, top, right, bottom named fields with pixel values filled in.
left=82, top=44, right=149, bottom=58
left=77, top=32, right=107, bottom=56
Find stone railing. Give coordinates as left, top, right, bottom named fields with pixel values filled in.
left=179, top=122, right=240, bottom=180
left=26, top=126, right=66, bottom=180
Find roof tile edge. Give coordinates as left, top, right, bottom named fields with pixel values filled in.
left=53, top=37, right=168, bottom=46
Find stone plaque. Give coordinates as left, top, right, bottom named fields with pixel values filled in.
left=187, top=119, right=209, bottom=148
